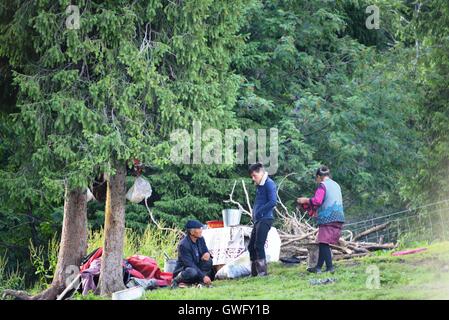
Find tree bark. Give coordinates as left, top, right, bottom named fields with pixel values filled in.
left=98, top=162, right=127, bottom=296
left=3, top=187, right=88, bottom=300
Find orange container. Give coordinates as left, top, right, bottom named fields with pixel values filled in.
left=207, top=220, right=224, bottom=228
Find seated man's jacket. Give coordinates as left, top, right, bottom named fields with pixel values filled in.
left=174, top=235, right=211, bottom=278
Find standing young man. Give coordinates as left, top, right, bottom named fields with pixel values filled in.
left=248, top=162, right=277, bottom=276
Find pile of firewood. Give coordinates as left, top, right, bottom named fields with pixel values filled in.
left=278, top=220, right=396, bottom=261
left=225, top=174, right=397, bottom=262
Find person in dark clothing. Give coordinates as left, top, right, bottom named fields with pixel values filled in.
left=248, top=162, right=277, bottom=276
left=171, top=220, right=214, bottom=288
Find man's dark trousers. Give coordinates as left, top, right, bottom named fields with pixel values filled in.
left=248, top=219, right=273, bottom=260
left=177, top=259, right=214, bottom=283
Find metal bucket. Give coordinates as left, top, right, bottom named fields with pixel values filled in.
left=164, top=258, right=177, bottom=273
left=222, top=209, right=242, bottom=227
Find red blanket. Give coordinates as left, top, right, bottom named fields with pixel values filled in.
left=80, top=248, right=170, bottom=287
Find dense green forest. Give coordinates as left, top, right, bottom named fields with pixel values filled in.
left=0, top=0, right=448, bottom=292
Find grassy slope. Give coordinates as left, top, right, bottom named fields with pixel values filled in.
left=140, top=241, right=449, bottom=300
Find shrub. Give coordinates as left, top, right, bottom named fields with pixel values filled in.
left=87, top=224, right=181, bottom=267
left=28, top=234, right=59, bottom=289
left=0, top=252, right=25, bottom=297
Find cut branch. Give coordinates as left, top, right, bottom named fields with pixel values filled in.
left=223, top=180, right=252, bottom=217
left=145, top=198, right=185, bottom=237
left=352, top=222, right=389, bottom=241
left=241, top=179, right=253, bottom=216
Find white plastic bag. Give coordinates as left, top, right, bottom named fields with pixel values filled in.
left=86, top=188, right=96, bottom=202
left=126, top=177, right=152, bottom=203
left=215, top=251, right=251, bottom=280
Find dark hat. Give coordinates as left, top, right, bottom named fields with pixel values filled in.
left=185, top=220, right=204, bottom=229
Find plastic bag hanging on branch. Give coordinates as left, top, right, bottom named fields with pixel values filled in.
left=126, top=176, right=152, bottom=203
left=86, top=188, right=96, bottom=202
left=126, top=175, right=184, bottom=237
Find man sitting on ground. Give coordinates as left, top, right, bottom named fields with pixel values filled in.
left=171, top=220, right=214, bottom=288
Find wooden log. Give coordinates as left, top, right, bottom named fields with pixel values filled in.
left=280, top=233, right=309, bottom=238
left=352, top=222, right=390, bottom=241
left=280, top=232, right=317, bottom=246
left=329, top=244, right=353, bottom=255
left=333, top=252, right=370, bottom=261
left=347, top=244, right=370, bottom=253
left=331, top=250, right=344, bottom=255
left=280, top=246, right=309, bottom=255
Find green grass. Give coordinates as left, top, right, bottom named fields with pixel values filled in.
left=139, top=241, right=449, bottom=300
left=6, top=230, right=449, bottom=300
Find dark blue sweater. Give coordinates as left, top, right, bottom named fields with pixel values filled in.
left=252, top=177, right=277, bottom=222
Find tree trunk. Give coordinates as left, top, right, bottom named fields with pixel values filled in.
left=98, top=162, right=127, bottom=296
left=3, top=187, right=88, bottom=300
